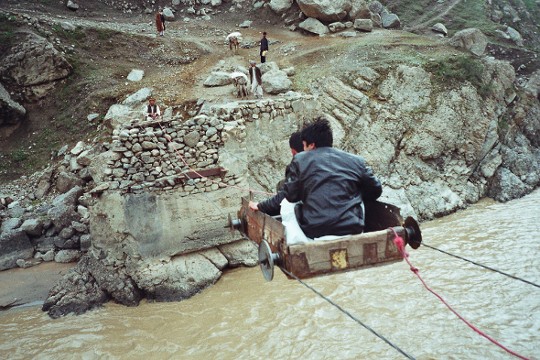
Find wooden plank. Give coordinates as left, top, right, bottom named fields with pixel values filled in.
left=285, top=228, right=405, bottom=278
left=239, top=197, right=285, bottom=252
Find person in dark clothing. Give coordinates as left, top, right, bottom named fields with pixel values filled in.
left=249, top=131, right=304, bottom=216
left=260, top=32, right=269, bottom=63
left=283, top=117, right=382, bottom=239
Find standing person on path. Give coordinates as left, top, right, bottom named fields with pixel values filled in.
left=155, top=9, right=165, bottom=36
left=249, top=60, right=263, bottom=99
left=260, top=32, right=269, bottom=63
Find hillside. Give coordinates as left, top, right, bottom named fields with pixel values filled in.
left=1, top=0, right=539, bottom=183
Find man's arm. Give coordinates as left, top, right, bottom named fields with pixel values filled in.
left=283, top=159, right=302, bottom=203
left=360, top=164, right=382, bottom=201
left=257, top=191, right=285, bottom=216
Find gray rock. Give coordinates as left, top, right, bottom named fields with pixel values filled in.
left=338, top=31, right=357, bottom=38
left=262, top=70, right=293, bottom=94
left=70, top=141, right=86, bottom=155
left=239, top=20, right=252, bottom=28
left=122, top=88, right=153, bottom=105
left=133, top=253, right=221, bottom=301
left=80, top=234, right=92, bottom=251
left=354, top=18, right=373, bottom=32
left=127, top=69, right=144, bottom=82
left=299, top=17, right=329, bottom=36
left=0, top=32, right=72, bottom=100
left=34, top=167, right=53, bottom=199
left=184, top=131, right=201, bottom=147
left=297, top=0, right=350, bottom=22
left=488, top=167, right=529, bottom=202
left=20, top=218, right=44, bottom=237
left=17, top=258, right=41, bottom=268
left=270, top=0, right=293, bottom=14
left=0, top=217, right=22, bottom=233
left=87, top=113, right=100, bottom=122
left=259, top=62, right=280, bottom=75
left=448, top=28, right=488, bottom=56
left=368, top=1, right=383, bottom=14
left=54, top=249, right=81, bottom=263
left=381, top=12, right=400, bottom=29
left=55, top=171, right=84, bottom=194
left=60, top=22, right=76, bottom=31
left=431, top=23, right=448, bottom=36
left=0, top=230, right=34, bottom=271
left=203, top=71, right=233, bottom=87
left=0, top=83, right=26, bottom=127
left=66, top=0, right=79, bottom=11
left=33, top=236, right=56, bottom=253
left=506, top=26, right=523, bottom=46
left=163, top=7, right=175, bottom=21
left=218, top=240, right=258, bottom=267
left=329, top=22, right=346, bottom=32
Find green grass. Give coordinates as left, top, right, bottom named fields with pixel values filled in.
left=386, top=0, right=433, bottom=23
left=424, top=55, right=484, bottom=86
left=51, top=24, right=87, bottom=43
left=0, top=13, right=19, bottom=51
left=444, top=1, right=499, bottom=37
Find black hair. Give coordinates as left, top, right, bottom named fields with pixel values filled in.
left=301, top=117, right=333, bottom=148
left=289, top=131, right=304, bottom=153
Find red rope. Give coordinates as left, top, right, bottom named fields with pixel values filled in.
left=390, top=228, right=531, bottom=360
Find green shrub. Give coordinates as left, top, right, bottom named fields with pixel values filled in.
left=425, top=55, right=483, bottom=85
left=10, top=149, right=29, bottom=163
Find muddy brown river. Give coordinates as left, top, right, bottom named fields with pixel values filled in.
left=1, top=190, right=539, bottom=359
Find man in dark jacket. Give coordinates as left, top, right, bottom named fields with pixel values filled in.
left=249, top=131, right=303, bottom=216
left=260, top=32, right=269, bottom=63
left=283, top=117, right=382, bottom=238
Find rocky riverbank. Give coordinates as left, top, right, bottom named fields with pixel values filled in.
left=1, top=0, right=539, bottom=316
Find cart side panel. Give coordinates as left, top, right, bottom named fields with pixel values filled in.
left=285, top=228, right=404, bottom=278
left=240, top=197, right=285, bottom=251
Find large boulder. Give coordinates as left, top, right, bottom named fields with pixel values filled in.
left=0, top=230, right=34, bottom=271
left=0, top=32, right=72, bottom=100
left=381, top=12, right=400, bottom=28
left=447, top=28, right=488, bottom=56
left=162, top=7, right=175, bottom=21
left=262, top=70, right=293, bottom=94
left=269, top=0, right=294, bottom=14
left=348, top=0, right=369, bottom=19
left=296, top=0, right=352, bottom=22
left=203, top=71, right=233, bottom=87
left=299, top=17, right=330, bottom=36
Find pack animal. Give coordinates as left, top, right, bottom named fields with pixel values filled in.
left=229, top=36, right=240, bottom=54
left=233, top=75, right=248, bottom=99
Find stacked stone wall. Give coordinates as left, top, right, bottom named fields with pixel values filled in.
left=103, top=96, right=316, bottom=194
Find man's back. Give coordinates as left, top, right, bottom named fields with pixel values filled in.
left=284, top=147, right=382, bottom=238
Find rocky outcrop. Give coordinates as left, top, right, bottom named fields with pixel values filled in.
left=447, top=28, right=488, bottom=57
left=0, top=31, right=72, bottom=100
left=42, top=239, right=257, bottom=318
left=0, top=82, right=26, bottom=137
left=301, top=59, right=539, bottom=219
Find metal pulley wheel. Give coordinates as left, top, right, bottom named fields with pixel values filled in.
left=258, top=240, right=280, bottom=281
left=404, top=217, right=422, bottom=249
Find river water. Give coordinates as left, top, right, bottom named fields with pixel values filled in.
left=1, top=190, right=539, bottom=360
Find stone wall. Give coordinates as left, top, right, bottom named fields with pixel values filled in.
left=102, top=95, right=319, bottom=195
